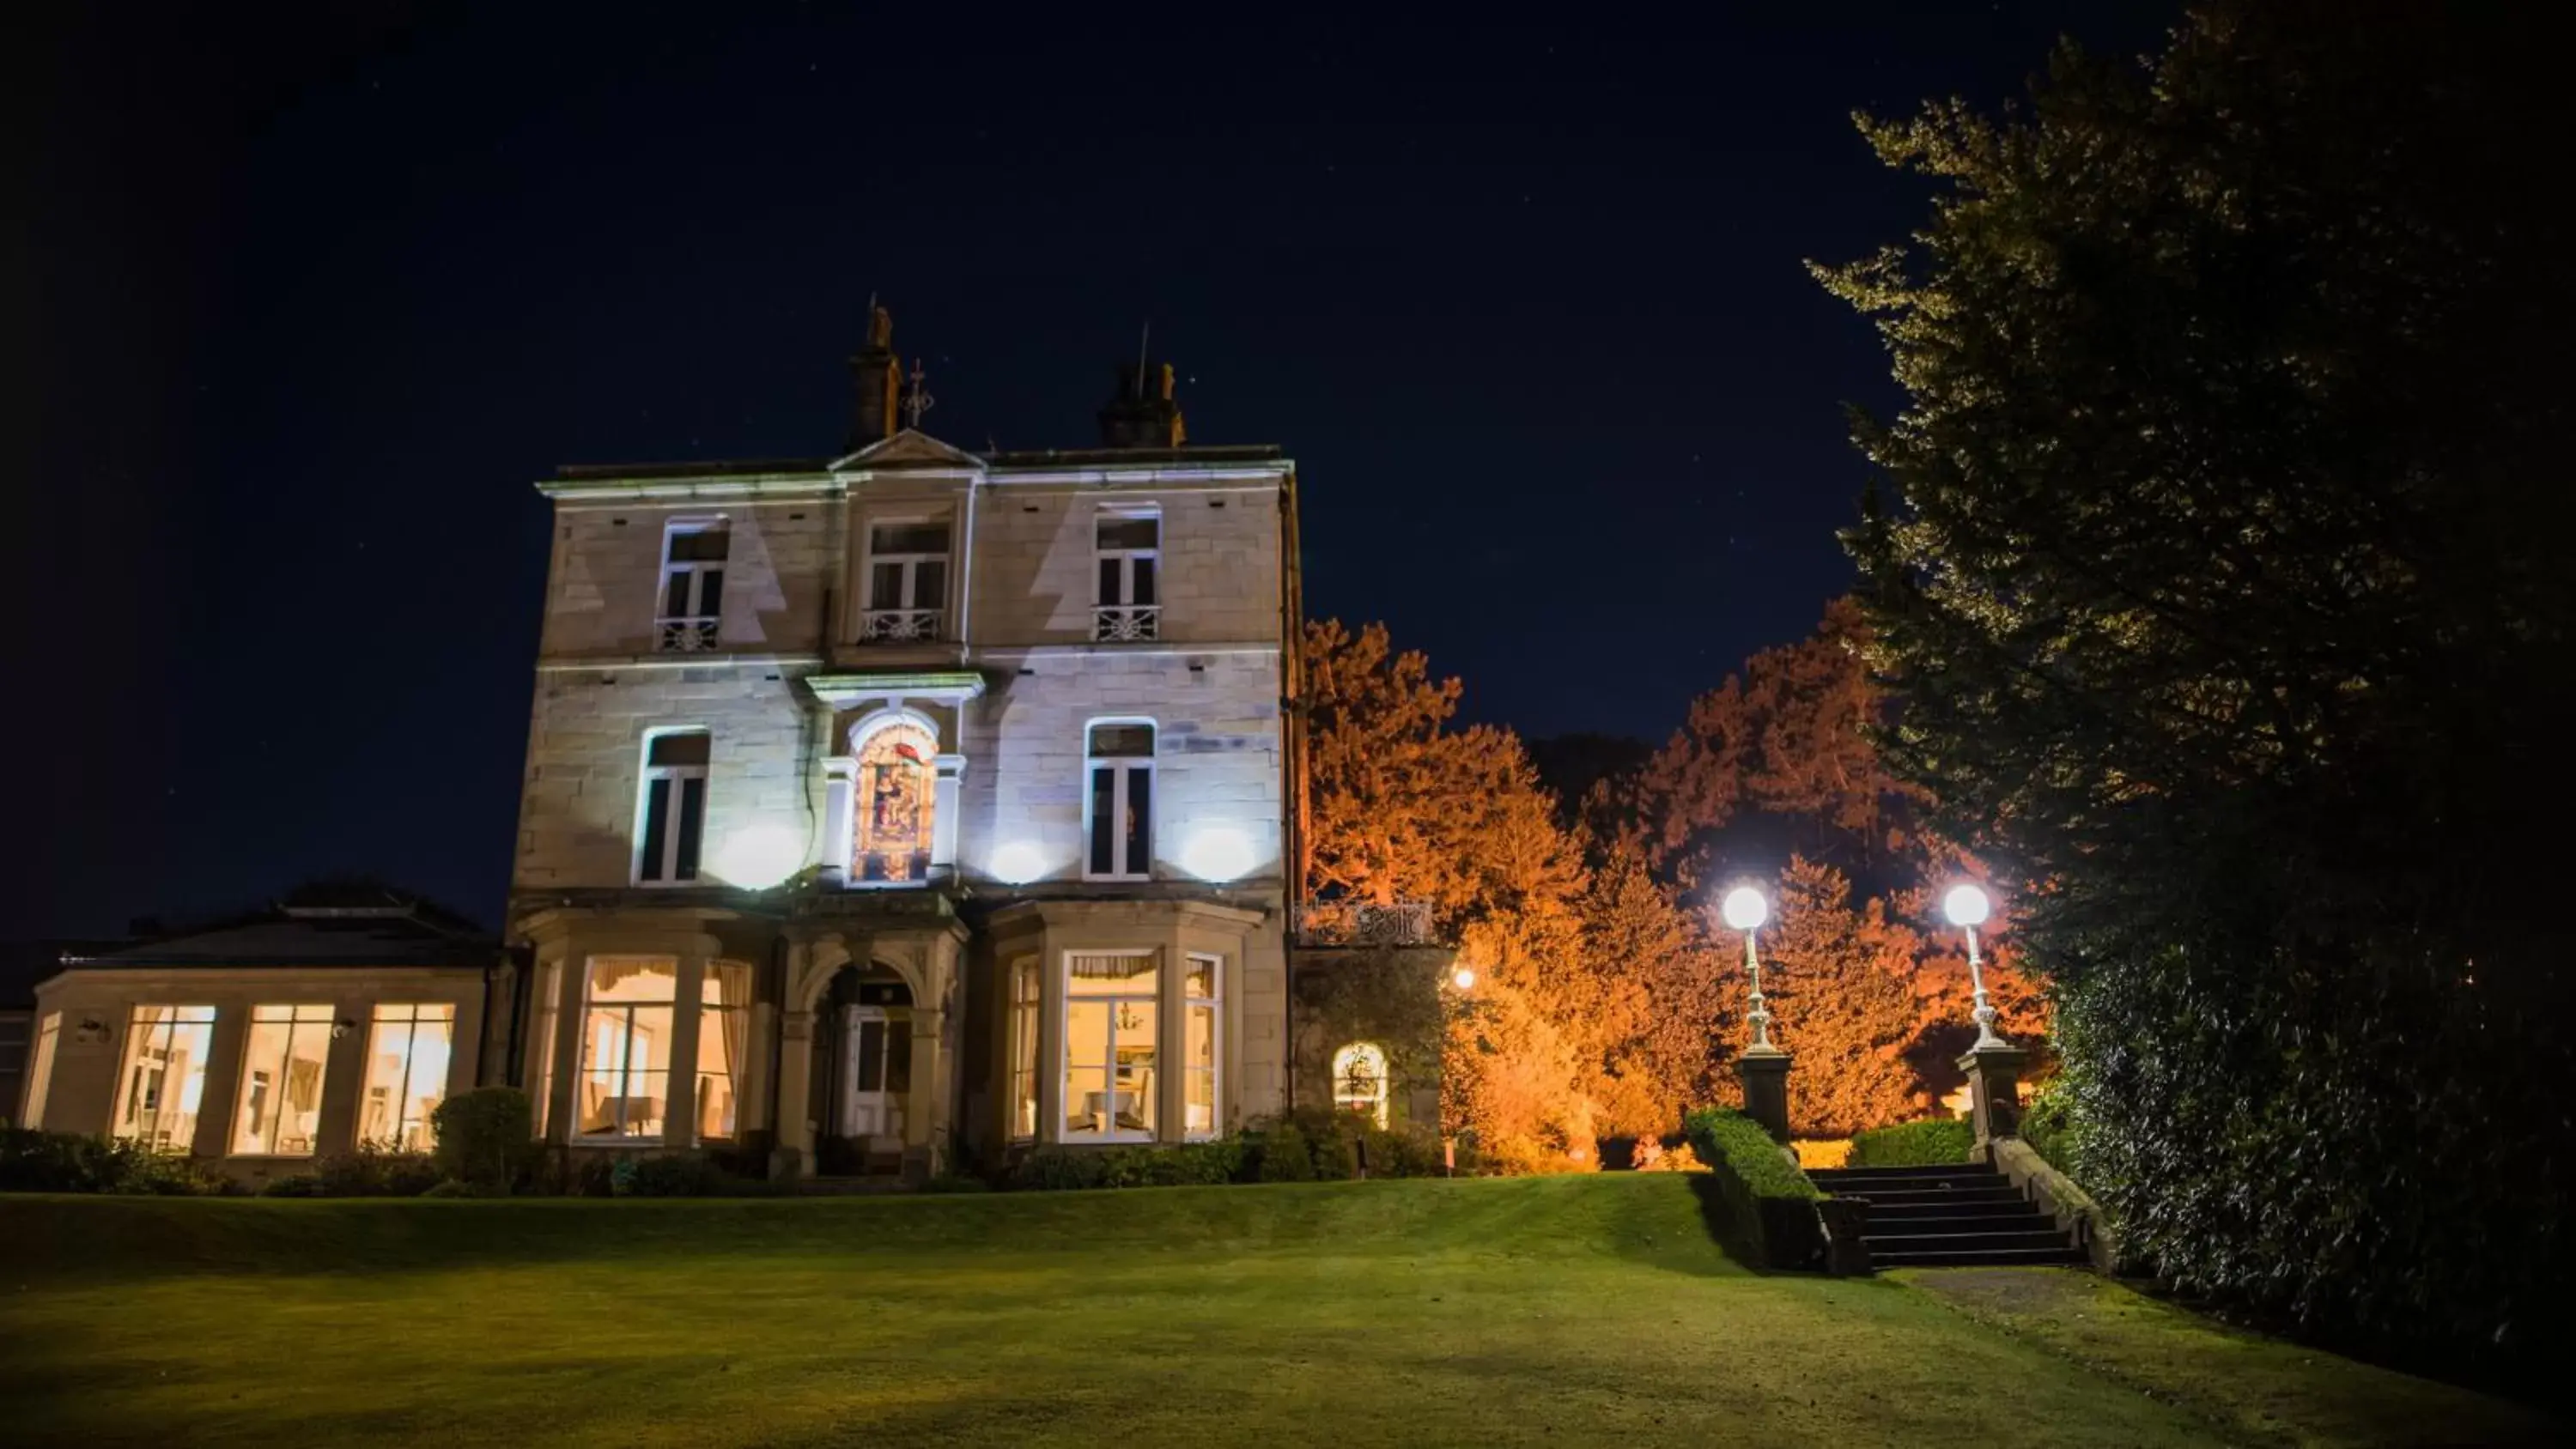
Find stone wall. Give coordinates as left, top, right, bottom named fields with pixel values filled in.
left=540, top=498, right=835, bottom=659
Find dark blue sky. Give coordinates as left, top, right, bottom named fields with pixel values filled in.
left=15, top=3, right=2177, bottom=934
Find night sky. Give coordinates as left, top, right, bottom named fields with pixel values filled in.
left=17, top=3, right=2177, bottom=936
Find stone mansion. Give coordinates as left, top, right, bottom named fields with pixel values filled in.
left=12, top=312, right=1451, bottom=1181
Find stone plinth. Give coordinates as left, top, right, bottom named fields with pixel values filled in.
left=1736, top=1046, right=1793, bottom=1143
left=1957, top=1044, right=2031, bottom=1153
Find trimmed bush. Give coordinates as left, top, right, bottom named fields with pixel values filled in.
left=430, top=1088, right=536, bottom=1192
left=1010, top=1138, right=1247, bottom=1192
left=0, top=1130, right=228, bottom=1195
left=1846, top=1119, right=1975, bottom=1168
left=1682, top=1106, right=1825, bottom=1270
left=617, top=1154, right=720, bottom=1197
left=1254, top=1119, right=1315, bottom=1182
left=257, top=1173, right=327, bottom=1197
left=315, top=1146, right=442, bottom=1197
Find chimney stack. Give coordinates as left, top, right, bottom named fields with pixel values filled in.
left=1097, top=360, right=1186, bottom=449
left=847, top=303, right=900, bottom=451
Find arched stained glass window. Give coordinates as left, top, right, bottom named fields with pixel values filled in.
left=1331, top=1042, right=1389, bottom=1129
left=854, top=722, right=936, bottom=882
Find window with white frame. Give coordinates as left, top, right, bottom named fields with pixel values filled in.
left=360, top=1003, right=454, bottom=1152
left=1332, top=1042, right=1389, bottom=1129
left=233, top=1003, right=332, bottom=1155
left=1007, top=956, right=1039, bottom=1142
left=1093, top=512, right=1160, bottom=640
left=1185, top=954, right=1221, bottom=1139
left=862, top=520, right=951, bottom=641
left=696, top=961, right=750, bottom=1142
left=1062, top=952, right=1157, bottom=1141
left=114, top=1004, right=216, bottom=1150
left=578, top=956, right=675, bottom=1140
left=22, top=1011, right=62, bottom=1131
left=1084, top=721, right=1155, bottom=880
left=657, top=519, right=730, bottom=652
left=635, top=731, right=711, bottom=884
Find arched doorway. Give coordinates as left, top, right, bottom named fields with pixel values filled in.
left=811, top=962, right=914, bottom=1175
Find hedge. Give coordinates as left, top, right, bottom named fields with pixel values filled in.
left=1681, top=1106, right=1824, bottom=1270
left=1846, top=1119, right=1975, bottom=1168
left=0, top=1129, right=231, bottom=1195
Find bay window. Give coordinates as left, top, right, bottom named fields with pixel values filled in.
left=361, top=1003, right=455, bottom=1151
left=1084, top=721, right=1154, bottom=880
left=579, top=955, right=675, bottom=1139
left=696, top=961, right=750, bottom=1142
left=233, top=1003, right=332, bottom=1155
left=1062, top=951, right=1157, bottom=1141
left=113, top=1005, right=216, bottom=1150
left=1008, top=956, right=1039, bottom=1142
left=1185, top=954, right=1221, bottom=1139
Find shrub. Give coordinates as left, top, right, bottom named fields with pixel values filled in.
left=1010, top=1140, right=1245, bottom=1192
left=315, top=1145, right=441, bottom=1197
left=1309, top=1125, right=1361, bottom=1181
left=257, top=1172, right=327, bottom=1197
left=920, top=1173, right=992, bottom=1194
left=430, top=1088, right=536, bottom=1193
left=1682, top=1106, right=1825, bottom=1270
left=0, top=1130, right=229, bottom=1195
left=1254, top=1119, right=1315, bottom=1183
left=1846, top=1119, right=1974, bottom=1168
left=2018, top=1086, right=2084, bottom=1180
left=421, top=1178, right=497, bottom=1198
left=617, top=1154, right=720, bottom=1197
left=1358, top=1123, right=1448, bottom=1178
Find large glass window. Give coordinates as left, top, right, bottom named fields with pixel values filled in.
left=657, top=519, right=729, bottom=652
left=1185, top=955, right=1220, bottom=1140
left=1333, top=1042, right=1389, bottom=1129
left=696, top=961, right=750, bottom=1142
left=527, top=959, right=562, bottom=1138
left=1007, top=957, right=1039, bottom=1142
left=863, top=520, right=951, bottom=640
left=853, top=721, right=937, bottom=883
left=1063, top=952, right=1157, bottom=1142
left=22, top=1011, right=62, bottom=1131
left=636, top=731, right=710, bottom=884
left=1093, top=512, right=1160, bottom=640
left=233, top=1003, right=332, bottom=1155
left=361, top=1003, right=455, bottom=1152
left=579, top=956, right=676, bottom=1140
left=114, top=1005, right=216, bottom=1150
left=1084, top=721, right=1155, bottom=880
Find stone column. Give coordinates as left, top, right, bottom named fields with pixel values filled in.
left=773, top=1009, right=817, bottom=1179
left=1958, top=1044, right=2031, bottom=1155
left=665, top=955, right=706, bottom=1150
left=1735, top=1046, right=1793, bottom=1143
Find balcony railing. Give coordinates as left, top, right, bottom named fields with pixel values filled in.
left=1094, top=604, right=1162, bottom=642
left=1290, top=900, right=1437, bottom=947
left=861, top=608, right=943, bottom=642
left=656, top=616, right=719, bottom=652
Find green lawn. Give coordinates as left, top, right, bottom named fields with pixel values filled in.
left=0, top=1176, right=2548, bottom=1447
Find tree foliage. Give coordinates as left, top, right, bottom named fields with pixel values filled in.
left=1759, top=858, right=1927, bottom=1138
left=1820, top=1, right=2572, bottom=1364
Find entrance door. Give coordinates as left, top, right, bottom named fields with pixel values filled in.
left=840, top=1007, right=910, bottom=1143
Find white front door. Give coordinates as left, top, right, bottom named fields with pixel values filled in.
left=840, top=1007, right=908, bottom=1143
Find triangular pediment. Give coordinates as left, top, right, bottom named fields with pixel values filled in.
left=830, top=429, right=984, bottom=471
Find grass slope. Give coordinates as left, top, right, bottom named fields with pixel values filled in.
left=0, top=1177, right=2537, bottom=1447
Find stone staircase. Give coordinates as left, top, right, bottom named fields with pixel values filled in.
left=1807, top=1162, right=2085, bottom=1268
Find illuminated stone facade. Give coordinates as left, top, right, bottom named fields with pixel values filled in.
left=507, top=330, right=1301, bottom=1177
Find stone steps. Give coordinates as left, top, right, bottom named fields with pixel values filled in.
left=1810, top=1161, right=2086, bottom=1270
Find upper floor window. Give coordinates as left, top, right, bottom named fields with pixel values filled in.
left=1094, top=512, right=1160, bottom=641
left=636, top=731, right=710, bottom=884
left=1085, top=721, right=1154, bottom=880
left=658, top=520, right=730, bottom=652
left=864, top=520, right=950, bottom=642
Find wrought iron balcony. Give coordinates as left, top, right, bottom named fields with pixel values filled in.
left=861, top=608, right=944, bottom=642
left=1093, top=604, right=1162, bottom=642
left=656, top=616, right=719, bottom=652
left=1290, top=900, right=1437, bottom=947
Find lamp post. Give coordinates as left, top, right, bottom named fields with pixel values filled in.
left=1720, top=886, right=1776, bottom=1051
left=1941, top=883, right=2007, bottom=1050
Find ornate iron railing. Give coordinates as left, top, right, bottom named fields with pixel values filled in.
left=1093, top=604, right=1162, bottom=642
left=861, top=608, right=943, bottom=642
left=1291, top=900, right=1437, bottom=947
left=656, top=616, right=719, bottom=652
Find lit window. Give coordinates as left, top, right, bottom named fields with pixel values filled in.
left=1063, top=952, right=1157, bottom=1141
left=863, top=520, right=951, bottom=641
left=1185, top=955, right=1221, bottom=1139
left=1007, top=957, right=1039, bottom=1142
left=360, top=1003, right=454, bottom=1152
left=526, top=959, right=562, bottom=1138
left=853, top=721, right=937, bottom=883
left=657, top=520, right=729, bottom=652
left=113, top=1005, right=216, bottom=1151
left=636, top=731, right=711, bottom=884
left=1093, top=512, right=1160, bottom=640
left=1084, top=721, right=1155, bottom=880
left=579, top=956, right=675, bottom=1140
left=696, top=961, right=750, bottom=1143
left=21, top=1011, right=61, bottom=1131
left=233, top=1003, right=332, bottom=1156
left=1332, top=1042, right=1389, bottom=1129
